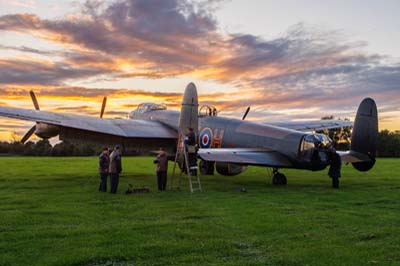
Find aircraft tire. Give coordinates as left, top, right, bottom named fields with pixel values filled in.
left=272, top=174, right=279, bottom=185
left=280, top=174, right=287, bottom=185
left=272, top=173, right=287, bottom=185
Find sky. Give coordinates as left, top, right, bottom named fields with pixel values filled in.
left=0, top=0, right=399, bottom=141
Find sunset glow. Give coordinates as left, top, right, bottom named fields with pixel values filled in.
left=0, top=0, right=399, bottom=141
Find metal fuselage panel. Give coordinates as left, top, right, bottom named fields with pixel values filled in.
left=134, top=110, right=305, bottom=164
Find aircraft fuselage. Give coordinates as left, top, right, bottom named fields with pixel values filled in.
left=131, top=108, right=331, bottom=171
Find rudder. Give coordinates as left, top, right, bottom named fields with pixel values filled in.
left=351, top=98, right=378, bottom=171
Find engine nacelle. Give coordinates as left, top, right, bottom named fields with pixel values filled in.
left=35, top=123, right=60, bottom=139
left=216, top=162, right=247, bottom=176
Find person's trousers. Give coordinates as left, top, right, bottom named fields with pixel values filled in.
left=188, top=153, right=197, bottom=167
left=332, top=177, right=340, bottom=188
left=99, top=173, right=108, bottom=192
left=157, top=171, right=167, bottom=191
left=110, top=173, right=120, bottom=194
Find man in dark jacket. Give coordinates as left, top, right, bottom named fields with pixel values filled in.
left=184, top=127, right=198, bottom=176
left=328, top=148, right=342, bottom=188
left=109, top=145, right=122, bottom=194
left=154, top=147, right=168, bottom=191
left=98, top=148, right=110, bottom=192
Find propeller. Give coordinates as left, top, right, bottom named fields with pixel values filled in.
left=20, top=90, right=40, bottom=144
left=242, top=106, right=250, bottom=120
left=100, top=97, right=107, bottom=118
left=30, top=90, right=40, bottom=110
left=20, top=126, right=37, bottom=144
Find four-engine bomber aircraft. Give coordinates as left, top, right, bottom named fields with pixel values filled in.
left=0, top=83, right=378, bottom=185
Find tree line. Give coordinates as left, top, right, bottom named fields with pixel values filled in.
left=377, top=130, right=400, bottom=157
left=0, top=140, right=101, bottom=156
left=0, top=130, right=399, bottom=157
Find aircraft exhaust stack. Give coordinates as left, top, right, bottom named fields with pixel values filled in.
left=179, top=82, right=199, bottom=136
left=350, top=97, right=378, bottom=171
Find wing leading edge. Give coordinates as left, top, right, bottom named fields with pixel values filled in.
left=269, top=120, right=353, bottom=132
left=0, top=106, right=177, bottom=139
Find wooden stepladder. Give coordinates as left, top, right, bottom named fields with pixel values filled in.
left=170, top=82, right=201, bottom=192
left=170, top=135, right=202, bottom=193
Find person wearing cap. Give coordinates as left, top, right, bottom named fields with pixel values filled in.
left=98, top=147, right=110, bottom=192
left=184, top=127, right=198, bottom=176
left=109, top=145, right=122, bottom=194
left=154, top=147, right=168, bottom=191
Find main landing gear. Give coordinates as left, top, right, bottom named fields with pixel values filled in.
left=272, top=168, right=287, bottom=185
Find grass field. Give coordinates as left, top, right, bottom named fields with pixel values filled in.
left=0, top=157, right=399, bottom=266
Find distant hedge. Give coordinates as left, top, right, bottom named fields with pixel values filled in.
left=377, top=130, right=400, bottom=157
left=0, top=140, right=100, bottom=156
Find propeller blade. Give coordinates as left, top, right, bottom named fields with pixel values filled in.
left=100, top=97, right=107, bottom=118
left=29, top=90, right=40, bottom=110
left=20, top=125, right=36, bottom=144
left=242, top=106, right=250, bottom=120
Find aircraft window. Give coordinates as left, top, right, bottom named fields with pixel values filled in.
left=300, top=133, right=332, bottom=160
left=136, top=104, right=145, bottom=112
left=199, top=105, right=218, bottom=117
left=150, top=104, right=167, bottom=111
left=303, top=133, right=332, bottom=147
left=135, top=103, right=166, bottom=113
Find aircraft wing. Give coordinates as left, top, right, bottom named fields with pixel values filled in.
left=0, top=106, right=177, bottom=139
left=198, top=148, right=293, bottom=167
left=268, top=120, right=353, bottom=132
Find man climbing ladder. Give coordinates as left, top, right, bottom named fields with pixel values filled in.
left=185, top=127, right=198, bottom=176
left=170, top=82, right=202, bottom=192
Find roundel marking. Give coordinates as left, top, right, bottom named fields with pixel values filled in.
left=200, top=127, right=213, bottom=148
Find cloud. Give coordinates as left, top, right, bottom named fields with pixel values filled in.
left=0, top=58, right=110, bottom=85
left=0, top=86, right=185, bottom=105
left=0, top=44, right=54, bottom=55
left=0, top=0, right=221, bottom=76
left=1, top=1, right=398, bottom=91
left=0, top=0, right=399, bottom=130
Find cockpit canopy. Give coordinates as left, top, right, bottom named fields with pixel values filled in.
left=299, top=133, right=333, bottom=163
left=199, top=105, right=218, bottom=117
left=303, top=133, right=332, bottom=148
left=136, top=103, right=167, bottom=113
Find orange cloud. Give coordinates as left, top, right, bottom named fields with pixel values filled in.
left=0, top=0, right=399, bottom=138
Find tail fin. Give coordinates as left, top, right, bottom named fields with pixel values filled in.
left=351, top=98, right=378, bottom=171
left=179, top=82, right=199, bottom=136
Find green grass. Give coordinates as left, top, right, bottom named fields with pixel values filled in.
left=0, top=157, right=399, bottom=266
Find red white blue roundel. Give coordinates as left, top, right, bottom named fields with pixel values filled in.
left=200, top=128, right=213, bottom=148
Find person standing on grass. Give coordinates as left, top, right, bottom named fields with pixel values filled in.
left=328, top=147, right=342, bottom=188
left=109, top=145, right=122, bottom=194
left=154, top=147, right=168, bottom=191
left=98, top=147, right=110, bottom=192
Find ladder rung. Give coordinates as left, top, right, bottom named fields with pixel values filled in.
left=171, top=138, right=202, bottom=193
